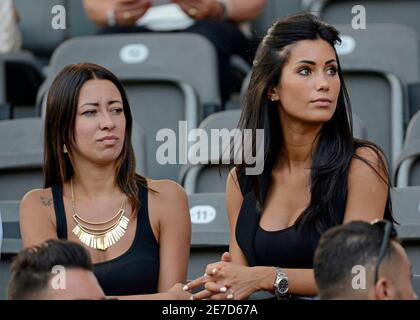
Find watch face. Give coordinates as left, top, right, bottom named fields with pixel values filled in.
left=278, top=278, right=289, bottom=294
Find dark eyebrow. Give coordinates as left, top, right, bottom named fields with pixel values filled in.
left=79, top=100, right=123, bottom=108
left=295, top=59, right=337, bottom=65
left=109, top=100, right=123, bottom=105
left=80, top=102, right=99, bottom=108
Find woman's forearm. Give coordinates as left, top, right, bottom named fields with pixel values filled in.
left=252, top=267, right=318, bottom=296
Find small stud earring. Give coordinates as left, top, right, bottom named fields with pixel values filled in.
left=63, top=144, right=68, bottom=154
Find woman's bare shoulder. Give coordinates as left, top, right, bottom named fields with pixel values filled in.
left=20, top=188, right=54, bottom=217
left=147, top=178, right=187, bottom=200
left=146, top=178, right=189, bottom=220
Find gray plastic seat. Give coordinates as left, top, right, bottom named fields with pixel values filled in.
left=187, top=193, right=230, bottom=280
left=252, top=0, right=305, bottom=37
left=0, top=201, right=21, bottom=255
left=180, top=110, right=241, bottom=194
left=391, top=187, right=420, bottom=295
left=303, top=0, right=420, bottom=59
left=14, top=0, right=69, bottom=59
left=0, top=200, right=20, bottom=300
left=0, top=118, right=44, bottom=201
left=331, top=23, right=419, bottom=167
left=0, top=209, right=2, bottom=253
left=394, top=111, right=420, bottom=186
left=0, top=51, right=45, bottom=119
left=67, top=0, right=99, bottom=37
left=37, top=33, right=220, bottom=181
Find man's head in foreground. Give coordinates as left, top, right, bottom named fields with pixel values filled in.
left=8, top=239, right=105, bottom=300
left=314, top=220, right=417, bottom=300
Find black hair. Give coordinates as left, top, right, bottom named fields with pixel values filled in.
left=235, top=13, right=393, bottom=234
left=313, top=221, right=398, bottom=299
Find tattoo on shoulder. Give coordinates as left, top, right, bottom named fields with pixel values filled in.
left=40, top=196, right=53, bottom=207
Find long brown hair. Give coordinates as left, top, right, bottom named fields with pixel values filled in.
left=44, top=62, right=146, bottom=211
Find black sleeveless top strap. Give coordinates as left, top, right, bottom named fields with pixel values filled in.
left=52, top=185, right=67, bottom=239
left=235, top=151, right=276, bottom=267
left=51, top=182, right=160, bottom=296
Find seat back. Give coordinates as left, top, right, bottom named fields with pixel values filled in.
left=187, top=193, right=229, bottom=280
left=14, top=0, right=69, bottom=58
left=0, top=201, right=21, bottom=255
left=181, top=110, right=240, bottom=193
left=333, top=23, right=419, bottom=166
left=0, top=118, right=44, bottom=200
left=304, top=0, right=420, bottom=68
left=391, top=187, right=420, bottom=295
left=395, top=111, right=420, bottom=186
left=0, top=200, right=20, bottom=301
left=252, top=0, right=304, bottom=37
left=67, top=0, right=99, bottom=37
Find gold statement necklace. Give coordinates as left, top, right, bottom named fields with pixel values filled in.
left=71, top=178, right=129, bottom=251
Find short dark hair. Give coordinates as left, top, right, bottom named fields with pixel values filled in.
left=314, top=220, right=398, bottom=299
left=8, top=240, right=93, bottom=300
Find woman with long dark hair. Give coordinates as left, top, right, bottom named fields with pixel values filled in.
left=20, top=63, right=191, bottom=299
left=185, top=13, right=393, bottom=299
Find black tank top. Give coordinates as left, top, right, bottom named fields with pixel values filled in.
left=51, top=183, right=159, bottom=296
left=235, top=160, right=341, bottom=269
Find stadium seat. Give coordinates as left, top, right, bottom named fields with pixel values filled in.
left=0, top=51, right=45, bottom=120
left=391, top=187, right=420, bottom=295
left=303, top=0, right=420, bottom=51
left=0, top=118, right=44, bottom=201
left=14, top=0, right=69, bottom=60
left=252, top=0, right=305, bottom=37
left=0, top=207, right=3, bottom=253
left=187, top=193, right=230, bottom=281
left=36, top=33, right=220, bottom=182
left=180, top=110, right=239, bottom=194
left=0, top=201, right=21, bottom=255
left=0, top=200, right=20, bottom=300
left=67, top=0, right=99, bottom=38
left=394, top=111, right=420, bottom=186
left=331, top=23, right=419, bottom=167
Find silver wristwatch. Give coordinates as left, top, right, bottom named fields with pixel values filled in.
left=274, top=267, right=289, bottom=299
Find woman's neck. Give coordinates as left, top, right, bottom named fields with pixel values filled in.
left=278, top=112, right=322, bottom=172
left=69, top=160, right=120, bottom=200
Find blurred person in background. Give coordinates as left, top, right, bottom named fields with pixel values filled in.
left=0, top=0, right=21, bottom=54
left=83, top=0, right=267, bottom=107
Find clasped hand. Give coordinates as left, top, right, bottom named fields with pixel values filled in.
left=183, top=252, right=259, bottom=300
